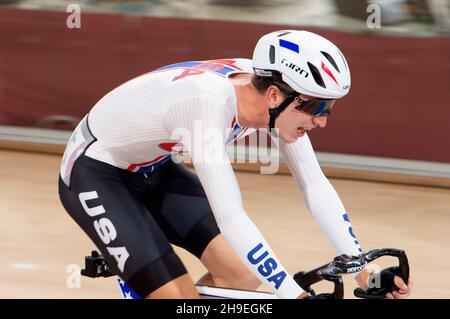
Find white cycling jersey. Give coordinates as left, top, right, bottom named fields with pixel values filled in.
left=60, top=58, right=363, bottom=298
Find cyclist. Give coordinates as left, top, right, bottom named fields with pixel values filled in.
left=59, top=30, right=412, bottom=299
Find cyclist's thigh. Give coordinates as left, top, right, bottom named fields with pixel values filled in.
left=58, top=155, right=188, bottom=298
left=144, top=160, right=220, bottom=259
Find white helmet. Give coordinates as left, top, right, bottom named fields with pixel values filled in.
left=252, top=30, right=351, bottom=99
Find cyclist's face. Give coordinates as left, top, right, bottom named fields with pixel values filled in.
left=275, top=94, right=328, bottom=143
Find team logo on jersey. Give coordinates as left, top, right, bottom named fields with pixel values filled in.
left=247, top=243, right=287, bottom=290
left=153, top=59, right=243, bottom=81
left=78, top=191, right=130, bottom=273
left=343, top=213, right=363, bottom=253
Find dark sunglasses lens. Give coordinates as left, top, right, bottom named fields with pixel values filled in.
left=297, top=99, right=335, bottom=116
left=315, top=100, right=335, bottom=116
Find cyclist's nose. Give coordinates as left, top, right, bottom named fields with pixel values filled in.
left=313, top=116, right=327, bottom=128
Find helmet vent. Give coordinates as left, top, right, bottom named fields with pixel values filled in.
left=321, top=51, right=340, bottom=73
left=276, top=31, right=291, bottom=37
left=338, top=50, right=348, bottom=70
left=269, top=45, right=275, bottom=64
left=307, top=62, right=326, bottom=88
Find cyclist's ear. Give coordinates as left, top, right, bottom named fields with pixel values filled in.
left=265, top=85, right=284, bottom=108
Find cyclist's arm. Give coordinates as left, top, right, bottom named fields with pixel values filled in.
left=163, top=96, right=304, bottom=298
left=273, top=134, right=364, bottom=260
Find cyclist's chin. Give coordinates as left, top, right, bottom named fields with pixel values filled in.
left=279, top=130, right=299, bottom=144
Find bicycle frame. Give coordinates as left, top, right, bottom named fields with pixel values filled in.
left=80, top=248, right=409, bottom=299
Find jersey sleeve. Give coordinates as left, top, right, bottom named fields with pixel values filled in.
left=273, top=134, right=363, bottom=259
left=162, top=96, right=304, bottom=298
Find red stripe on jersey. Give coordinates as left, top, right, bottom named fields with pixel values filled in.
left=231, top=116, right=236, bottom=128
left=127, top=154, right=167, bottom=172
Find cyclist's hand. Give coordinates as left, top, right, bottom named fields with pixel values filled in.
left=357, top=267, right=413, bottom=299
left=378, top=267, right=413, bottom=299
left=355, top=268, right=372, bottom=290
left=386, top=276, right=413, bottom=299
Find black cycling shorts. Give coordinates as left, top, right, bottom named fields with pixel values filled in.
left=58, top=154, right=220, bottom=298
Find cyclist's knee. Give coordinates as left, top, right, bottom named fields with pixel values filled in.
left=121, top=251, right=189, bottom=298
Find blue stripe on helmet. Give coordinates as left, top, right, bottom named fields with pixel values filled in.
left=279, top=39, right=299, bottom=53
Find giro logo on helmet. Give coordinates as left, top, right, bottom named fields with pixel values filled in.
left=281, top=59, right=309, bottom=78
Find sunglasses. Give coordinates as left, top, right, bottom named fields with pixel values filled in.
left=294, top=96, right=335, bottom=117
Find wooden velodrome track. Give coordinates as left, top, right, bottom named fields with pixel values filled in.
left=0, top=149, right=449, bottom=299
